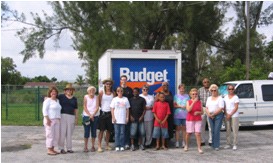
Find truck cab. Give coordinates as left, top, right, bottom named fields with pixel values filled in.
left=219, top=80, right=273, bottom=127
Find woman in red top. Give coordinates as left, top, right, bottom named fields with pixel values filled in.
left=184, top=88, right=203, bottom=154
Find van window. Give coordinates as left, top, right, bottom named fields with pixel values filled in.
left=235, top=84, right=254, bottom=98
left=261, top=85, right=273, bottom=101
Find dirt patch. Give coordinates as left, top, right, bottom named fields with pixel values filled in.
left=1, top=144, right=32, bottom=152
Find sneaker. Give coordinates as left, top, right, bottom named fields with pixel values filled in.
left=233, top=145, right=237, bottom=150
left=139, top=144, right=145, bottom=150
left=215, top=148, right=219, bottom=151
left=130, top=145, right=135, bottom=151
left=201, top=142, right=206, bottom=146
left=120, top=147, right=125, bottom=151
left=182, top=141, right=185, bottom=148
left=175, top=142, right=179, bottom=148
left=125, top=145, right=130, bottom=150
left=224, top=145, right=231, bottom=149
left=115, top=147, right=120, bottom=151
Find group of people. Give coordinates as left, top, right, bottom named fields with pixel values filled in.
left=42, top=77, right=240, bottom=156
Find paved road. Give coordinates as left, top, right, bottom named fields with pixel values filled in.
left=1, top=126, right=273, bottom=163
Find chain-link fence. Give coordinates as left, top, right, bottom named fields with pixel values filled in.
left=1, top=85, right=199, bottom=125
left=1, top=85, right=86, bottom=125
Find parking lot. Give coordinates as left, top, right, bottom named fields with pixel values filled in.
left=1, top=125, right=273, bottom=163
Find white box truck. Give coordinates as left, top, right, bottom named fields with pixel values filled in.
left=98, top=49, right=182, bottom=95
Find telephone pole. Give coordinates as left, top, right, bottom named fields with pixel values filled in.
left=246, top=1, right=250, bottom=80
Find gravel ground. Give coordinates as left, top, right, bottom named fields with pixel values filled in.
left=1, top=125, right=273, bottom=163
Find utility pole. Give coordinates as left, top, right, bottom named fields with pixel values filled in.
left=246, top=1, right=250, bottom=80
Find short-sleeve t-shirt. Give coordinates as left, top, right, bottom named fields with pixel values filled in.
left=206, top=96, right=224, bottom=113
left=129, top=96, right=146, bottom=121
left=58, top=94, right=78, bottom=115
left=152, top=101, right=171, bottom=128
left=174, top=94, right=190, bottom=119
left=224, top=95, right=239, bottom=117
left=110, top=96, right=130, bottom=124
left=186, top=100, right=202, bottom=121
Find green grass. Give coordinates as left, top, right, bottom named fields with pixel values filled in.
left=1, top=103, right=84, bottom=126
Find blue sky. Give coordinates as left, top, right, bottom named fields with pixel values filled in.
left=1, top=1, right=273, bottom=82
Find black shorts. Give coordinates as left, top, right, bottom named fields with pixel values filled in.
left=97, top=111, right=113, bottom=132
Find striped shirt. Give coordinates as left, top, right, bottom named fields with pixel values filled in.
left=198, top=87, right=211, bottom=107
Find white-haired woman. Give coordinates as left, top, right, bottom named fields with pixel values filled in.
left=82, top=86, right=100, bottom=152
left=205, top=84, right=224, bottom=151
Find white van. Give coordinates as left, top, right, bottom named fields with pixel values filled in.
left=219, top=80, right=273, bottom=127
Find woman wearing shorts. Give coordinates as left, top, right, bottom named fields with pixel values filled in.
left=184, top=88, right=203, bottom=154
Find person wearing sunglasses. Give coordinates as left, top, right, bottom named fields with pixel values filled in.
left=205, top=84, right=224, bottom=151
left=185, top=88, right=203, bottom=154
left=140, top=85, right=155, bottom=148
left=223, top=85, right=239, bottom=150
left=198, top=78, right=212, bottom=146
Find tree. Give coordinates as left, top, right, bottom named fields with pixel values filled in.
left=75, top=75, right=85, bottom=87
left=15, top=1, right=226, bottom=85
left=1, top=57, right=23, bottom=85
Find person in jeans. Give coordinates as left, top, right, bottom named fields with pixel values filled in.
left=140, top=85, right=154, bottom=148
left=206, top=84, right=224, bottom=151
left=224, top=85, right=240, bottom=150
left=58, top=83, right=78, bottom=154
left=198, top=78, right=212, bottom=146
left=42, top=86, right=62, bottom=155
left=120, top=75, right=133, bottom=149
left=110, top=87, right=130, bottom=151
left=129, top=88, right=146, bottom=151
left=82, top=86, right=99, bottom=152
left=173, top=84, right=190, bottom=148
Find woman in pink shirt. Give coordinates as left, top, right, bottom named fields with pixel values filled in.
left=184, top=88, right=203, bottom=154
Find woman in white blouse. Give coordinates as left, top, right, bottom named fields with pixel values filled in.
left=140, top=85, right=155, bottom=148
left=224, top=85, right=239, bottom=150
left=42, top=87, right=62, bottom=155
left=205, top=84, right=224, bottom=151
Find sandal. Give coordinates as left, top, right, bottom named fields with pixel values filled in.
left=67, top=150, right=74, bottom=153
left=161, top=146, right=168, bottom=150
left=84, top=148, right=89, bottom=152
left=90, top=147, right=95, bottom=152
left=47, top=151, right=57, bottom=156
left=154, top=146, right=160, bottom=151
left=198, top=149, right=204, bottom=154
left=97, top=147, right=103, bottom=153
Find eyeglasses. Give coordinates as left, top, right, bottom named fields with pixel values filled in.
left=192, top=93, right=197, bottom=95
left=228, top=88, right=234, bottom=90
left=211, top=90, right=217, bottom=92
left=143, top=89, right=148, bottom=91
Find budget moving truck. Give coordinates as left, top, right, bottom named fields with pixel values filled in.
left=98, top=49, right=182, bottom=95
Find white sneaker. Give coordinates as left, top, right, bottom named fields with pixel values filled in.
left=175, top=142, right=179, bottom=148
left=215, top=148, right=219, bottom=151
left=115, top=147, right=120, bottom=151
left=125, top=145, right=130, bottom=150
left=233, top=145, right=237, bottom=150
left=120, top=147, right=125, bottom=151
left=224, top=145, right=231, bottom=149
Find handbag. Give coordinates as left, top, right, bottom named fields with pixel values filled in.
left=82, top=116, right=90, bottom=126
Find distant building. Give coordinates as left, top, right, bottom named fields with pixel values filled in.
left=24, top=82, right=56, bottom=89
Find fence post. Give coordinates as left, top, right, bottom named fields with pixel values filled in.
left=37, top=86, right=40, bottom=121
left=5, top=85, right=9, bottom=120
